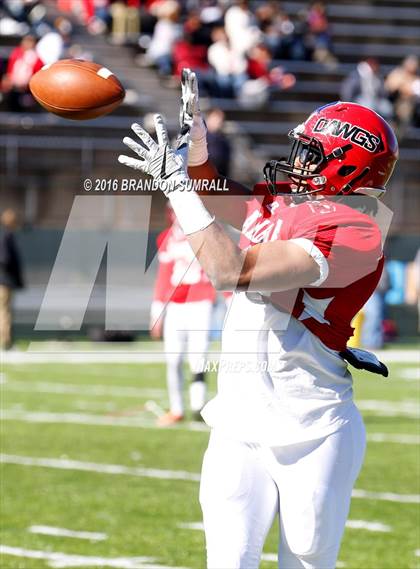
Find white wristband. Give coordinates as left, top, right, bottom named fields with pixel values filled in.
left=168, top=188, right=215, bottom=235
left=188, top=133, right=209, bottom=167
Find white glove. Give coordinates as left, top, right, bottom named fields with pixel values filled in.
left=118, top=114, right=188, bottom=194
left=179, top=68, right=208, bottom=166
left=118, top=113, right=214, bottom=235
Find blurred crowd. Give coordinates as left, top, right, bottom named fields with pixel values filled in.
left=1, top=0, right=419, bottom=129
left=0, top=0, right=91, bottom=111
left=340, top=55, right=420, bottom=134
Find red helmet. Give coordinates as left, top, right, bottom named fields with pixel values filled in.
left=264, top=101, right=399, bottom=197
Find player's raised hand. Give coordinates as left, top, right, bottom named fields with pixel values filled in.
left=118, top=114, right=189, bottom=193
left=178, top=69, right=207, bottom=159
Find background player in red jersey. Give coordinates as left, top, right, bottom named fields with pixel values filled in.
left=151, top=204, right=215, bottom=425
left=119, top=70, right=398, bottom=569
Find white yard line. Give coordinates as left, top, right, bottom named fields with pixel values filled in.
left=0, top=409, right=208, bottom=432
left=28, top=525, right=107, bottom=541
left=2, top=381, right=166, bottom=399
left=0, top=545, right=187, bottom=569
left=3, top=409, right=419, bottom=441
left=177, top=523, right=204, bottom=531
left=261, top=553, right=278, bottom=563
left=357, top=400, right=419, bottom=418
left=259, top=555, right=347, bottom=567
left=398, top=367, right=420, bottom=381
left=2, top=348, right=418, bottom=365
left=0, top=454, right=200, bottom=482
left=415, top=550, right=420, bottom=557
left=2, top=352, right=169, bottom=364
left=144, top=401, right=166, bottom=418
left=352, top=489, right=420, bottom=504
left=367, top=433, right=420, bottom=445
left=1, top=453, right=418, bottom=504
left=345, top=520, right=391, bottom=532
left=179, top=519, right=391, bottom=534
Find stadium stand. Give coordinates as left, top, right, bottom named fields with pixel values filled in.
left=0, top=0, right=419, bottom=235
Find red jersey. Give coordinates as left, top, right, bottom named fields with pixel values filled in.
left=153, top=222, right=216, bottom=304
left=239, top=183, right=384, bottom=351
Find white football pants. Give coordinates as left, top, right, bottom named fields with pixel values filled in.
left=164, top=300, right=213, bottom=415
left=200, top=416, right=366, bottom=569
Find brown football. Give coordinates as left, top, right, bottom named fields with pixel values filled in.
left=29, top=59, right=125, bottom=120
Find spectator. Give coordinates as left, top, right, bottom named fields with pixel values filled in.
left=172, top=10, right=212, bottom=82
left=224, top=0, right=261, bottom=57
left=1, top=35, right=44, bottom=112
left=305, top=1, right=335, bottom=64
left=183, top=9, right=212, bottom=47
left=340, top=58, right=393, bottom=119
left=35, top=17, right=73, bottom=65
left=238, top=42, right=295, bottom=107
left=255, top=3, right=296, bottom=60
left=207, top=26, right=247, bottom=97
left=110, top=0, right=140, bottom=45
left=206, top=108, right=232, bottom=177
left=0, top=209, right=24, bottom=351
left=385, top=55, right=420, bottom=131
left=172, top=31, right=210, bottom=84
left=141, top=0, right=182, bottom=76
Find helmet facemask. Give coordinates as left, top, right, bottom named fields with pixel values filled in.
left=264, top=130, right=357, bottom=197
left=264, top=131, right=327, bottom=196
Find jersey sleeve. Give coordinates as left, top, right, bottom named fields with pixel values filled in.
left=283, top=202, right=383, bottom=288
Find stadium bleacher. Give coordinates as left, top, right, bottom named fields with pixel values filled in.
left=0, top=0, right=419, bottom=233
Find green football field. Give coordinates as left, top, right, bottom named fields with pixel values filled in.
left=1, top=348, right=419, bottom=569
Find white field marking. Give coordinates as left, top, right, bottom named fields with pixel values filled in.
left=3, top=409, right=419, bottom=442
left=177, top=522, right=204, bottom=531
left=357, top=399, right=419, bottom=418
left=28, top=525, right=107, bottom=541
left=144, top=400, right=166, bottom=418
left=2, top=453, right=418, bottom=504
left=352, top=489, right=420, bottom=504
left=3, top=348, right=418, bottom=365
left=2, top=380, right=166, bottom=399
left=398, top=367, right=420, bottom=381
left=0, top=545, right=188, bottom=569
left=97, top=67, right=113, bottom=79
left=3, top=352, right=169, bottom=364
left=415, top=549, right=420, bottom=556
left=261, top=553, right=277, bottom=562
left=367, top=433, right=420, bottom=445
left=0, top=409, right=209, bottom=432
left=0, top=454, right=200, bottom=482
left=179, top=519, right=391, bottom=534
left=345, top=520, right=391, bottom=532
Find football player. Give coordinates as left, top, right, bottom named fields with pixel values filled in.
left=119, top=69, right=398, bottom=569
left=151, top=204, right=215, bottom=425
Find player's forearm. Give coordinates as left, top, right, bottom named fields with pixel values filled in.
left=188, top=159, right=219, bottom=182
left=186, top=221, right=246, bottom=291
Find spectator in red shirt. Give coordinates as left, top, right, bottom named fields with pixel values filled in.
left=247, top=43, right=296, bottom=89
left=2, top=35, right=44, bottom=112
left=306, top=1, right=335, bottom=64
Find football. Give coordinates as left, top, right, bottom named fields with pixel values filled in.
left=29, top=59, right=125, bottom=120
